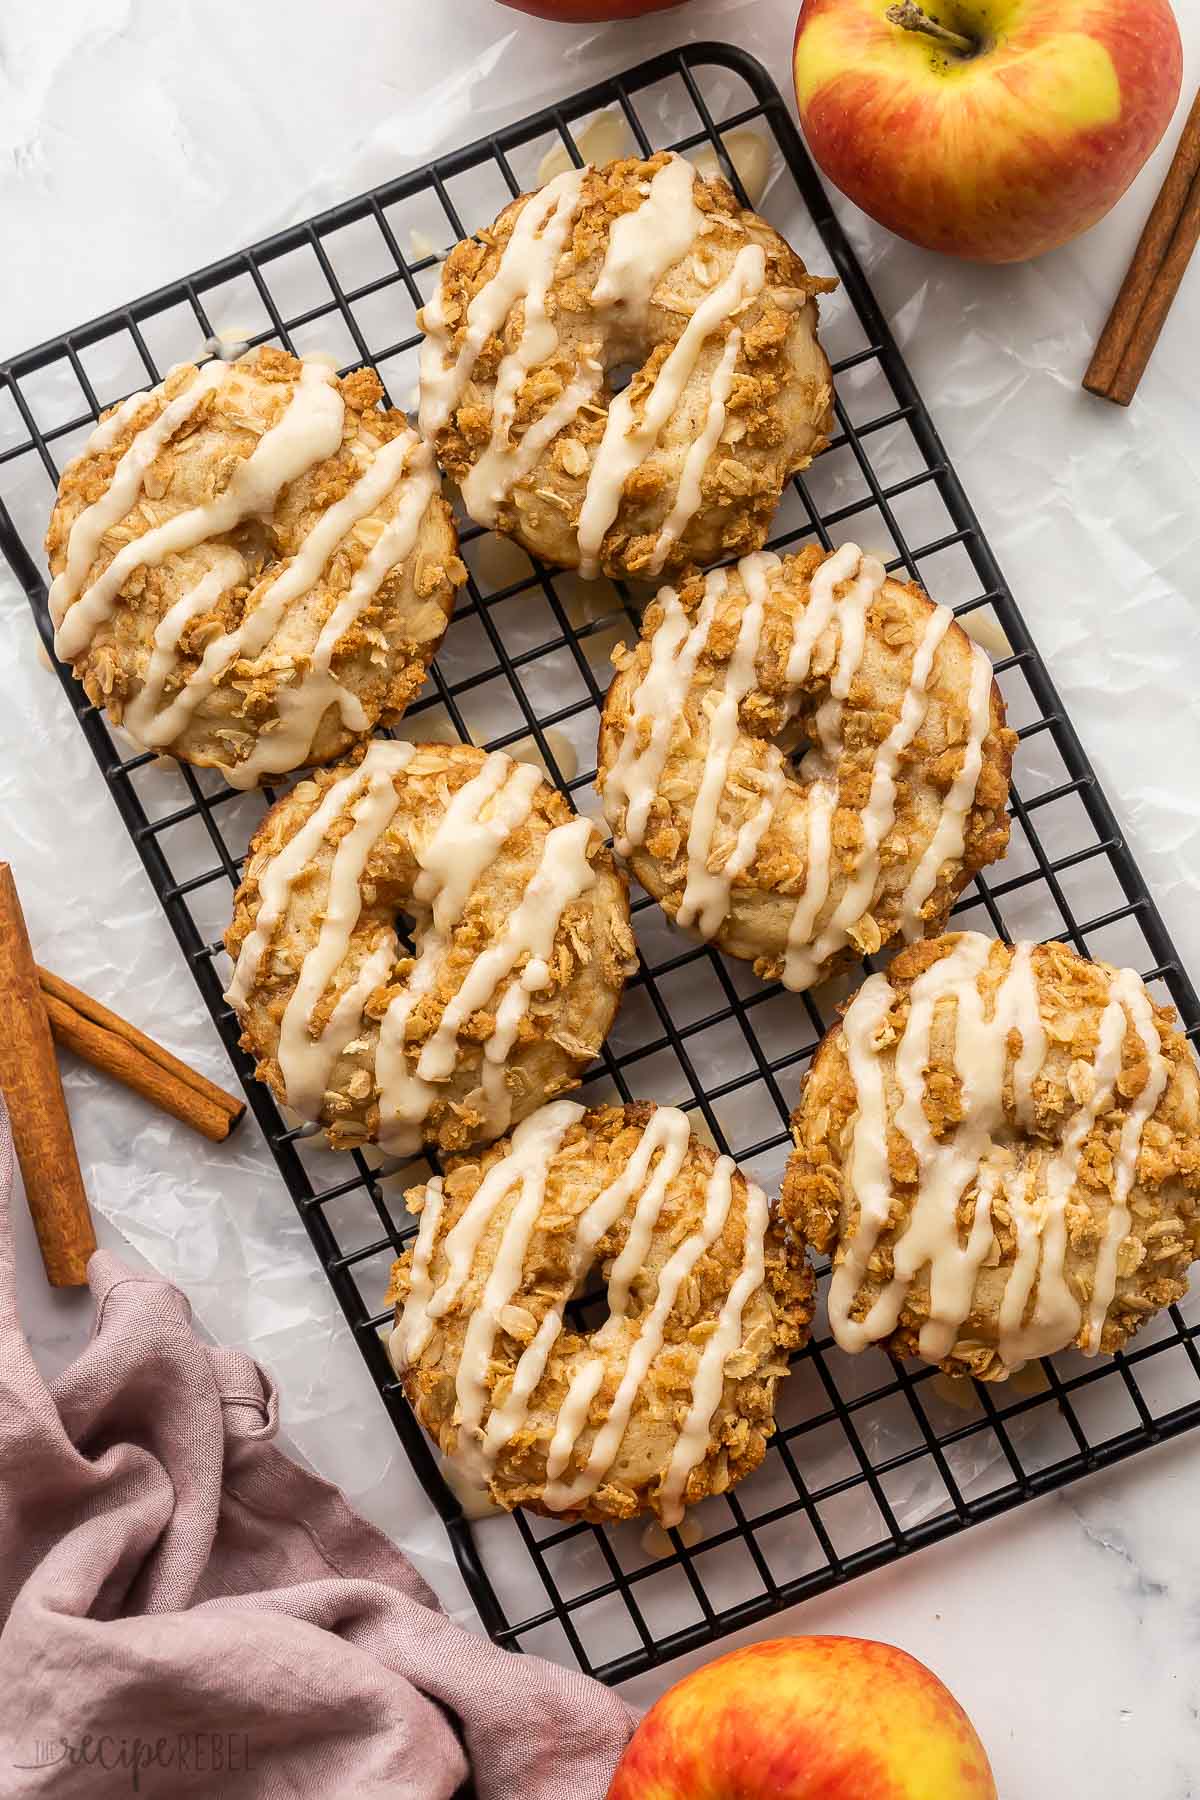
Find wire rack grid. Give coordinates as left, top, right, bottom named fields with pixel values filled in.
left=3, top=42, right=1200, bottom=1688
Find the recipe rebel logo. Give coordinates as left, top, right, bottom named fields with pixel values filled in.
left=11, top=1730, right=255, bottom=1791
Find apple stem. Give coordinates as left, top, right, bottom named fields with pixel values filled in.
left=885, top=1, right=976, bottom=56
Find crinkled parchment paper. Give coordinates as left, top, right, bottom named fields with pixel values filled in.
left=3, top=0, right=1199, bottom=1649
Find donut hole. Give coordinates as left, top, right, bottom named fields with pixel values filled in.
left=605, top=359, right=638, bottom=396
left=776, top=714, right=815, bottom=777
left=563, top=1261, right=614, bottom=1336
left=392, top=907, right=419, bottom=953
left=230, top=515, right=275, bottom=568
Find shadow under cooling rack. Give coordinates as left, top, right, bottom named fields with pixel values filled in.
left=3, top=42, right=1200, bottom=1686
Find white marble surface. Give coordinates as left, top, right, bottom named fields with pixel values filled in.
left=5, top=1, right=1200, bottom=1793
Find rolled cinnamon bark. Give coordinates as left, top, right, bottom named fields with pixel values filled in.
left=1083, top=87, right=1200, bottom=403
left=0, top=865, right=95, bottom=1286
left=1105, top=174, right=1200, bottom=406
left=38, top=967, right=245, bottom=1143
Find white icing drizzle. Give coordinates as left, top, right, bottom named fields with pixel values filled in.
left=781, top=545, right=884, bottom=986
left=899, top=639, right=994, bottom=940
left=605, top=539, right=999, bottom=993
left=783, top=601, right=952, bottom=990
left=54, top=358, right=440, bottom=780
left=646, top=326, right=741, bottom=577
left=227, top=742, right=600, bottom=1148
left=374, top=756, right=543, bottom=1155
left=442, top=154, right=713, bottom=536
left=544, top=1151, right=741, bottom=1513
left=388, top=1174, right=446, bottom=1367
left=660, top=1173, right=768, bottom=1525
left=463, top=364, right=602, bottom=528
left=861, top=934, right=1004, bottom=1360
left=784, top=779, right=837, bottom=983
left=459, top=168, right=590, bottom=526
left=577, top=242, right=766, bottom=579
left=222, top=431, right=440, bottom=787
left=393, top=1103, right=584, bottom=1444
left=601, top=573, right=724, bottom=854
left=50, top=362, right=228, bottom=632
left=418, top=168, right=589, bottom=440
left=394, top=1098, right=770, bottom=1511
left=446, top=153, right=711, bottom=538
left=128, top=425, right=432, bottom=782
left=722, top=746, right=787, bottom=884
left=776, top=545, right=871, bottom=1005
left=1084, top=972, right=1167, bottom=1353
left=416, top=152, right=755, bottom=570
left=224, top=740, right=413, bottom=1011
left=999, top=992, right=1129, bottom=1366
left=122, top=547, right=248, bottom=747
left=71, top=388, right=152, bottom=461
left=801, top=545, right=881, bottom=770
left=590, top=153, right=703, bottom=327
left=828, top=971, right=896, bottom=1353
left=484, top=1106, right=692, bottom=1464
left=451, top=1104, right=585, bottom=1461
left=831, top=937, right=1039, bottom=1356
left=544, top=1362, right=606, bottom=1485
left=677, top=553, right=776, bottom=938
left=417, top=753, right=542, bottom=931
left=784, top=540, right=866, bottom=687
left=415, top=818, right=596, bottom=1136
left=53, top=363, right=345, bottom=662
left=274, top=758, right=405, bottom=1117
left=829, top=934, right=1165, bottom=1371
left=996, top=941, right=1047, bottom=1129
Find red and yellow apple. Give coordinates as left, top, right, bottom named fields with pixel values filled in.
left=793, top=0, right=1183, bottom=262
left=607, top=1635, right=997, bottom=1798
left=498, top=0, right=685, bottom=19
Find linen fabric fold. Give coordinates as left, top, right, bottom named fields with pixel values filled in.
left=0, top=1101, right=634, bottom=1797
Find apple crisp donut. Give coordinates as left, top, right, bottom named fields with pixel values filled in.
left=387, top=1100, right=814, bottom=1524
left=596, top=543, right=1014, bottom=990
left=419, top=151, right=835, bottom=582
left=782, top=933, right=1200, bottom=1379
left=224, top=741, right=635, bottom=1153
left=47, top=348, right=464, bottom=788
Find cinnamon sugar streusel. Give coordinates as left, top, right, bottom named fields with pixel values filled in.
left=48, top=347, right=463, bottom=786
left=388, top=1101, right=814, bottom=1524
left=419, top=152, right=834, bottom=582
left=225, top=742, right=635, bottom=1154
left=783, top=933, right=1200, bottom=1378
left=597, top=544, right=1014, bottom=990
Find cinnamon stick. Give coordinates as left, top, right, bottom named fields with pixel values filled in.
left=38, top=966, right=245, bottom=1144
left=0, top=865, right=95, bottom=1286
left=1105, top=172, right=1200, bottom=406
left=1084, top=86, right=1200, bottom=402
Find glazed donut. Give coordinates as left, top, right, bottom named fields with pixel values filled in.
left=387, top=1100, right=813, bottom=1524
left=224, top=741, right=635, bottom=1153
left=597, top=542, right=1014, bottom=990
left=782, top=933, right=1200, bottom=1379
left=418, top=151, right=834, bottom=583
left=47, top=348, right=464, bottom=788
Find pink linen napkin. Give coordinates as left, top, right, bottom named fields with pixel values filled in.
left=0, top=1101, right=635, bottom=1797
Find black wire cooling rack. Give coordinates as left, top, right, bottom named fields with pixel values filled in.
left=4, top=42, right=1200, bottom=1687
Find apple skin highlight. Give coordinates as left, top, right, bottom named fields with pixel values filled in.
left=606, top=1636, right=998, bottom=1800
left=793, top=0, right=1183, bottom=262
